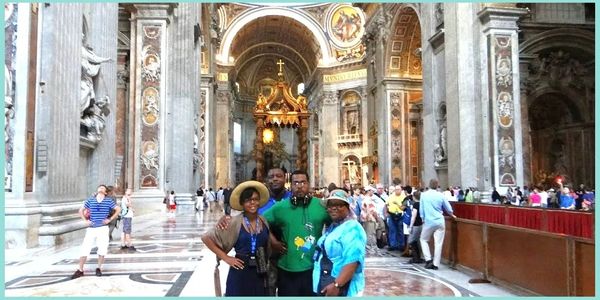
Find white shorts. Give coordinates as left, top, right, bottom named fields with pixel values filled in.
left=80, top=225, right=110, bottom=257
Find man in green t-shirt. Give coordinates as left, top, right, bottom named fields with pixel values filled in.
left=263, top=170, right=330, bottom=296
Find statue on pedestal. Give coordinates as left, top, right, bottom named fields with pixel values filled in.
left=80, top=35, right=111, bottom=142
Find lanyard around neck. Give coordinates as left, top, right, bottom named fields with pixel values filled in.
left=243, top=216, right=259, bottom=255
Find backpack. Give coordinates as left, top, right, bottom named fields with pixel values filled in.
left=402, top=197, right=413, bottom=225
left=120, top=198, right=129, bottom=217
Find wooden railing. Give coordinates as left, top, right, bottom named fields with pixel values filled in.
left=450, top=202, right=594, bottom=239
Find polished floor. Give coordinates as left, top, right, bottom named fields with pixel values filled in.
left=5, top=206, right=519, bottom=297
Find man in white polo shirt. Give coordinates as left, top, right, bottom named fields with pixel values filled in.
left=72, top=184, right=120, bottom=279
left=419, top=179, right=456, bottom=270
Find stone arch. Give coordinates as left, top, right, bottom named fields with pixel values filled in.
left=520, top=28, right=594, bottom=56
left=385, top=5, right=422, bottom=77
left=218, top=7, right=334, bottom=66
left=520, top=28, right=594, bottom=187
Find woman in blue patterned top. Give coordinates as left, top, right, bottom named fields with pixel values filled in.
left=313, top=189, right=367, bottom=296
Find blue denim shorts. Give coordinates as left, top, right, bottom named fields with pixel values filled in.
left=122, top=217, right=132, bottom=233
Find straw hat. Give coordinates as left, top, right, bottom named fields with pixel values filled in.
left=229, top=180, right=269, bottom=211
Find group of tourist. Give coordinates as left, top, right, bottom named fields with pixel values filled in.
left=70, top=171, right=592, bottom=294
left=202, top=169, right=367, bottom=296
left=489, top=182, right=595, bottom=210
left=200, top=166, right=460, bottom=296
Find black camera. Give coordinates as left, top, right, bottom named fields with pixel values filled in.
left=255, top=247, right=268, bottom=275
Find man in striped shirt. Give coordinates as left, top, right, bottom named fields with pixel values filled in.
left=72, top=184, right=120, bottom=279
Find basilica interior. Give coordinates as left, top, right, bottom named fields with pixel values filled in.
left=3, top=2, right=596, bottom=297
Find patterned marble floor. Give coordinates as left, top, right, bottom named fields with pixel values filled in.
left=5, top=207, right=518, bottom=297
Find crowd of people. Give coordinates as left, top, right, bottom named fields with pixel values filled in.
left=200, top=168, right=461, bottom=297
left=70, top=171, right=593, bottom=296
left=488, top=181, right=595, bottom=211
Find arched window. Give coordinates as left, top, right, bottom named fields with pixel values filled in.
left=297, top=83, right=305, bottom=95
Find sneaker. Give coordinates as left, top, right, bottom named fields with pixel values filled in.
left=71, top=269, right=84, bottom=279
left=425, top=264, right=439, bottom=270
left=95, top=268, right=102, bottom=277
left=127, top=246, right=137, bottom=251
left=424, top=260, right=433, bottom=268
left=120, top=245, right=128, bottom=250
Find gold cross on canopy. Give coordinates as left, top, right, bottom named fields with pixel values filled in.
left=343, top=159, right=355, bottom=165
left=277, top=59, right=285, bottom=76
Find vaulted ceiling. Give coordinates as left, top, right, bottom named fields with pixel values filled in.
left=229, top=16, right=321, bottom=98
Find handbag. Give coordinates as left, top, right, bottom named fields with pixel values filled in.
left=317, top=246, right=348, bottom=296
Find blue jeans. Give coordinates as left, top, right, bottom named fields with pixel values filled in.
left=386, top=215, right=404, bottom=249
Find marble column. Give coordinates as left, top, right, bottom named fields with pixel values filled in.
left=443, top=3, right=482, bottom=188
left=254, top=118, right=265, bottom=182
left=478, top=6, right=528, bottom=192
left=422, top=3, right=447, bottom=186
left=518, top=54, right=536, bottom=187
left=83, top=3, right=119, bottom=194
left=200, top=77, right=214, bottom=189
left=130, top=4, right=175, bottom=207
left=215, top=85, right=232, bottom=188
left=5, top=3, right=42, bottom=249
left=364, top=5, right=393, bottom=187
left=164, top=3, right=201, bottom=204
left=321, top=90, right=340, bottom=186
left=34, top=3, right=118, bottom=247
left=296, top=117, right=309, bottom=172
left=115, top=51, right=129, bottom=195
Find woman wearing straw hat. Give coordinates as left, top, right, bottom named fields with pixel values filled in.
left=201, top=181, right=271, bottom=296
left=313, top=189, right=367, bottom=296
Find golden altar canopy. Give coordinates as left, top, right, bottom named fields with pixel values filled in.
left=252, top=59, right=310, bottom=181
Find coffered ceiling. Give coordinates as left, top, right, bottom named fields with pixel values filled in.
left=229, top=16, right=321, bottom=98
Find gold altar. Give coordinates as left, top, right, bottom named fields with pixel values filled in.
left=253, top=59, right=310, bottom=182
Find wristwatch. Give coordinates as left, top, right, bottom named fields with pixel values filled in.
left=334, top=281, right=340, bottom=289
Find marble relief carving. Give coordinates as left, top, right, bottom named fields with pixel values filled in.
left=323, top=91, right=338, bottom=105
left=139, top=24, right=163, bottom=188
left=141, top=139, right=159, bottom=171
left=4, top=3, right=16, bottom=191
left=142, top=87, right=160, bottom=126
left=141, top=46, right=161, bottom=82
left=390, top=92, right=403, bottom=170
left=497, top=92, right=513, bottom=128
left=493, top=35, right=516, bottom=186
left=197, top=91, right=206, bottom=176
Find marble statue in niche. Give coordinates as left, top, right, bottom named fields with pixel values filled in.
left=434, top=115, right=448, bottom=165
left=80, top=29, right=112, bottom=142
left=346, top=110, right=359, bottom=134
left=81, top=37, right=111, bottom=116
